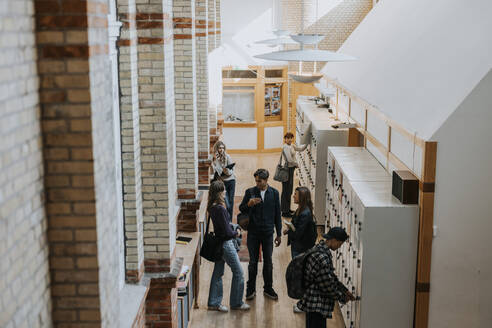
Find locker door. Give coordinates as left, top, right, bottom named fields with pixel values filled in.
left=356, top=242, right=363, bottom=327
left=350, top=191, right=364, bottom=328
left=342, top=182, right=353, bottom=239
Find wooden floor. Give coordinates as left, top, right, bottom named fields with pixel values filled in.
left=190, top=152, right=345, bottom=328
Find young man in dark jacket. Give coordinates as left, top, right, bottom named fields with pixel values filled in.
left=298, top=227, right=355, bottom=328
left=239, top=168, right=282, bottom=301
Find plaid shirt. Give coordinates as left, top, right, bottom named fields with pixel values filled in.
left=297, top=240, right=348, bottom=318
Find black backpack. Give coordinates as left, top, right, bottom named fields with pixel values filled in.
left=285, top=246, right=319, bottom=299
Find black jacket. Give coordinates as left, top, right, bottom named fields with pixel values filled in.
left=239, top=186, right=282, bottom=237
left=209, top=204, right=237, bottom=240
left=287, top=207, right=315, bottom=253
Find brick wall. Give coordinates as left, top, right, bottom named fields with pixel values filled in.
left=207, top=0, right=216, bottom=52
left=163, top=0, right=179, bottom=268
left=195, top=0, right=210, bottom=161
left=0, top=1, right=52, bottom=327
left=118, top=0, right=146, bottom=283
left=215, top=0, right=221, bottom=46
left=35, top=0, right=122, bottom=325
left=136, top=0, right=177, bottom=272
left=174, top=0, right=199, bottom=199
left=88, top=0, right=122, bottom=325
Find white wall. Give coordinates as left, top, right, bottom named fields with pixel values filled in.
left=264, top=126, right=284, bottom=149
left=322, top=0, right=492, bottom=139
left=429, top=69, right=492, bottom=327
left=223, top=127, right=258, bottom=150
left=209, top=0, right=287, bottom=107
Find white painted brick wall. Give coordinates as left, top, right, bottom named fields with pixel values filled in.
left=0, top=1, right=52, bottom=327
left=174, top=0, right=198, bottom=192
left=117, top=0, right=145, bottom=278
left=137, top=0, right=178, bottom=261
left=195, top=0, right=210, bottom=156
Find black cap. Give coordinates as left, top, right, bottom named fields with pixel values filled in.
left=322, top=227, right=349, bottom=241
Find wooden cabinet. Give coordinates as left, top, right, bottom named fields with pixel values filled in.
left=175, top=232, right=200, bottom=328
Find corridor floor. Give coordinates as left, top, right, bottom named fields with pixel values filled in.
left=190, top=152, right=344, bottom=328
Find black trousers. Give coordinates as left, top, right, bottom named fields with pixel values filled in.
left=223, top=179, right=236, bottom=220
left=246, top=232, right=273, bottom=292
left=306, top=312, right=326, bottom=328
left=281, top=167, right=295, bottom=213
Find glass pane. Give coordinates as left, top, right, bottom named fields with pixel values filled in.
left=223, top=92, right=255, bottom=122
left=223, top=86, right=255, bottom=91
left=265, top=69, right=283, bottom=78
left=222, top=70, right=257, bottom=79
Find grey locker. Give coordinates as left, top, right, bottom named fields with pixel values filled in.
left=327, top=147, right=419, bottom=328
left=295, top=97, right=348, bottom=224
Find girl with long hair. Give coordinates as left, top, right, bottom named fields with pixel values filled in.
left=207, top=180, right=250, bottom=312
left=212, top=141, right=236, bottom=220
left=283, top=186, right=317, bottom=313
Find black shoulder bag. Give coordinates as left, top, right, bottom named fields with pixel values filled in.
left=200, top=214, right=224, bottom=262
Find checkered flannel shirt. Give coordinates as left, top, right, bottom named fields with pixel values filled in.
left=297, top=240, right=348, bottom=318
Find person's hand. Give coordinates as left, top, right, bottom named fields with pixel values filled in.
left=345, top=290, right=356, bottom=301
left=247, top=198, right=261, bottom=207
left=274, top=236, right=281, bottom=247
left=283, top=229, right=289, bottom=235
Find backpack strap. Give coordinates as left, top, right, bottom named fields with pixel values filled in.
left=301, top=247, right=319, bottom=289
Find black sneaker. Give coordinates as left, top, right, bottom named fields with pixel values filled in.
left=263, top=288, right=278, bottom=300
left=245, top=290, right=256, bottom=300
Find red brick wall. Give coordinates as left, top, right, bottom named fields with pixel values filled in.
left=35, top=0, right=108, bottom=325
left=145, top=277, right=178, bottom=328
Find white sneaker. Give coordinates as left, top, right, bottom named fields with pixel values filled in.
left=231, top=303, right=250, bottom=311
left=293, top=304, right=303, bottom=313
left=208, top=304, right=229, bottom=312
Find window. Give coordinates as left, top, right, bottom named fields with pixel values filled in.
left=223, top=86, right=255, bottom=122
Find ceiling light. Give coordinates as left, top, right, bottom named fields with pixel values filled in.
left=255, top=36, right=298, bottom=46
left=273, top=29, right=291, bottom=37
left=290, top=34, right=325, bottom=45
left=288, top=73, right=324, bottom=83
left=254, top=49, right=356, bottom=62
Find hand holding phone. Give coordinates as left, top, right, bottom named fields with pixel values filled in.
left=247, top=197, right=262, bottom=207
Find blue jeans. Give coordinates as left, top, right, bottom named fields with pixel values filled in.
left=247, top=232, right=273, bottom=292
left=208, top=239, right=245, bottom=308
left=224, top=179, right=236, bottom=221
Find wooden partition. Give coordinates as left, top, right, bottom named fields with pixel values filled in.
left=222, top=66, right=288, bottom=153
left=289, top=80, right=318, bottom=133
left=324, top=77, right=436, bottom=328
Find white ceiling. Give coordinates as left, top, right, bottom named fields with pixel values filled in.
left=321, top=0, right=492, bottom=140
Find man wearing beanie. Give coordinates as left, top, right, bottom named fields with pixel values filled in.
left=297, top=227, right=356, bottom=328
